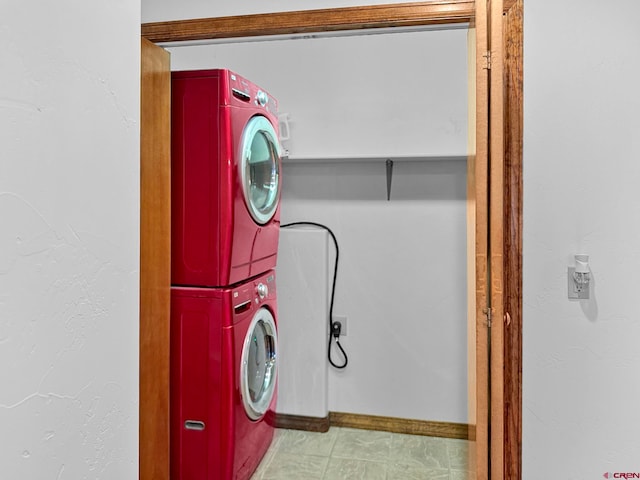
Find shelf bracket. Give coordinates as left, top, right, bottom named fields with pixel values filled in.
left=386, top=159, right=393, bottom=201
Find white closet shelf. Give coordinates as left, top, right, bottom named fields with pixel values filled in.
left=282, top=154, right=468, bottom=163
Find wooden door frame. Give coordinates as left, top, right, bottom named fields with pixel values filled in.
left=502, top=1, right=523, bottom=478
left=140, top=38, right=171, bottom=480
left=140, top=1, right=524, bottom=478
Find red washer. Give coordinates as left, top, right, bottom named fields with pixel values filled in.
left=170, top=270, right=278, bottom=480
left=171, top=69, right=282, bottom=287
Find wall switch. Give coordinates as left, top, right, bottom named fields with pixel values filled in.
left=334, top=315, right=347, bottom=336
left=568, top=266, right=589, bottom=300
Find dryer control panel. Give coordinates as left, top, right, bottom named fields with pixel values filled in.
left=228, top=71, right=279, bottom=117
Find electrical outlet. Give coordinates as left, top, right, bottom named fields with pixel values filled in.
left=568, top=266, right=589, bottom=299
left=334, top=315, right=347, bottom=336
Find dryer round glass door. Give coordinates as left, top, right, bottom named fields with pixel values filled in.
left=239, top=115, right=281, bottom=225
left=240, top=307, right=278, bottom=420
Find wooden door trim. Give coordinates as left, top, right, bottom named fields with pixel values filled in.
left=473, top=1, right=490, bottom=478
left=140, top=2, right=525, bottom=478
left=502, top=0, right=523, bottom=478
left=140, top=38, right=171, bottom=480
left=141, top=1, right=474, bottom=43
left=488, top=0, right=506, bottom=478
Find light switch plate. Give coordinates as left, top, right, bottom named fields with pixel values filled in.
left=568, top=266, right=589, bottom=299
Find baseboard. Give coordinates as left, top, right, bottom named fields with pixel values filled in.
left=330, top=412, right=469, bottom=439
left=273, top=411, right=469, bottom=439
left=273, top=413, right=331, bottom=433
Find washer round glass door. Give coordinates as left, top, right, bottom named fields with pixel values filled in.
left=240, top=307, right=278, bottom=420
left=239, top=115, right=281, bottom=225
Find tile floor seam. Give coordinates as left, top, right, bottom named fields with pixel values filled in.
left=320, top=428, right=336, bottom=480
left=326, top=427, right=339, bottom=460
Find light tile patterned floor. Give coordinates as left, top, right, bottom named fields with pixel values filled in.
left=250, top=427, right=475, bottom=480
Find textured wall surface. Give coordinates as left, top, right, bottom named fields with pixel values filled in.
left=523, top=0, right=640, bottom=476
left=0, top=1, right=140, bottom=477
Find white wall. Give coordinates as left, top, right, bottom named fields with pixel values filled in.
left=165, top=25, right=469, bottom=423
left=0, top=2, right=140, bottom=478
left=282, top=160, right=468, bottom=423
left=523, top=0, right=640, bottom=476
left=276, top=228, right=330, bottom=418
left=168, top=28, right=468, bottom=160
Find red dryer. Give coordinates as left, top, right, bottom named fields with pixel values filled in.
left=171, top=69, right=282, bottom=288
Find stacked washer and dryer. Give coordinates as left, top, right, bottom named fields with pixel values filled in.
left=170, top=69, right=282, bottom=480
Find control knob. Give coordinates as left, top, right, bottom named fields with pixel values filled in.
left=256, top=90, right=268, bottom=107
left=256, top=283, right=268, bottom=299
